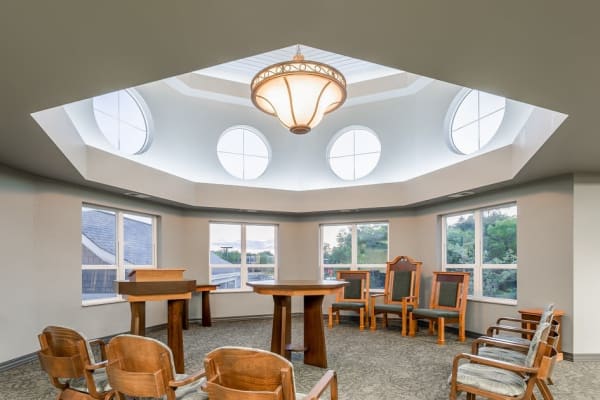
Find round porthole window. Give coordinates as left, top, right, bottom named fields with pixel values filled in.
left=450, top=89, right=506, bottom=155
left=92, top=90, right=150, bottom=155
left=327, top=127, right=381, bottom=180
left=217, top=126, right=270, bottom=180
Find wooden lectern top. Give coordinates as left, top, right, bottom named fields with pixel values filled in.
left=118, top=268, right=194, bottom=302
left=128, top=268, right=187, bottom=282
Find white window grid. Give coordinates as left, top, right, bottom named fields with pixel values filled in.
left=81, top=205, right=157, bottom=306
left=441, top=204, right=517, bottom=305
left=319, top=222, right=389, bottom=288
left=209, top=223, right=278, bottom=292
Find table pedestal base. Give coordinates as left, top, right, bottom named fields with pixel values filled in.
left=270, top=294, right=328, bottom=368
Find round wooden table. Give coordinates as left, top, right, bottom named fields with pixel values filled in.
left=247, top=280, right=348, bottom=368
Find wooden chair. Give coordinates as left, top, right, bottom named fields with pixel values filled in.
left=408, top=271, right=469, bottom=344
left=104, top=334, right=207, bottom=400
left=449, top=322, right=553, bottom=400
left=486, top=303, right=556, bottom=347
left=203, top=346, right=338, bottom=400
left=328, top=270, right=370, bottom=330
left=370, top=256, right=422, bottom=336
left=37, top=325, right=112, bottom=400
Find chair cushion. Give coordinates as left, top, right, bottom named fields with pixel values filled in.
left=478, top=347, right=527, bottom=365
left=411, top=308, right=458, bottom=319
left=438, top=281, right=459, bottom=307
left=451, top=363, right=526, bottom=397
left=332, top=302, right=365, bottom=310
left=65, top=367, right=111, bottom=393
left=173, top=374, right=208, bottom=399
left=525, top=322, right=550, bottom=367
left=391, top=270, right=412, bottom=301
left=344, top=279, right=363, bottom=299
left=373, top=303, right=413, bottom=313
left=492, top=334, right=531, bottom=346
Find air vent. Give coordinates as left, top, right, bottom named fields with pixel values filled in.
left=124, top=192, right=152, bottom=199
left=447, top=191, right=475, bottom=199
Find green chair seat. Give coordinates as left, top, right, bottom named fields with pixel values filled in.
left=332, top=302, right=365, bottom=310
left=373, top=303, right=414, bottom=313
left=412, top=308, right=459, bottom=319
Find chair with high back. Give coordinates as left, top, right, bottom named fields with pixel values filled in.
left=409, top=271, right=469, bottom=344
left=369, top=256, right=422, bottom=336
left=449, top=322, right=553, bottom=400
left=104, top=334, right=207, bottom=400
left=328, top=270, right=370, bottom=330
left=37, top=325, right=112, bottom=400
left=202, top=346, right=338, bottom=400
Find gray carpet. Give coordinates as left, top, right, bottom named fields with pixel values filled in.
left=1, top=317, right=599, bottom=399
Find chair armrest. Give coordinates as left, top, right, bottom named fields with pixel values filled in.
left=85, top=359, right=108, bottom=372
left=305, top=370, right=338, bottom=400
left=471, top=336, right=529, bottom=354
left=496, top=317, right=535, bottom=325
left=452, top=352, right=537, bottom=375
left=87, top=338, right=107, bottom=360
left=487, top=324, right=537, bottom=337
left=169, top=369, right=206, bottom=387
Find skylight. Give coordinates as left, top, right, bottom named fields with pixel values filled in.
left=92, top=90, right=149, bottom=155
left=328, top=127, right=381, bottom=180
left=450, top=90, right=506, bottom=155
left=217, top=126, right=270, bottom=180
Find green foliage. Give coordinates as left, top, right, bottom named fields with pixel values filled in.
left=213, top=250, right=241, bottom=264
left=322, top=224, right=388, bottom=265
left=446, top=215, right=475, bottom=264
left=483, top=213, right=517, bottom=264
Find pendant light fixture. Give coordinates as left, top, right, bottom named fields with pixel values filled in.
left=250, top=46, right=347, bottom=134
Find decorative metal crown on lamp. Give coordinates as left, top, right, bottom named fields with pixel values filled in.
left=250, top=46, right=347, bottom=134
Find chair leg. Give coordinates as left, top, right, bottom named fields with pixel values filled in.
left=383, top=313, right=388, bottom=328
left=328, top=307, right=333, bottom=328
left=458, top=316, right=466, bottom=342
left=335, top=310, right=340, bottom=325
left=370, top=307, right=377, bottom=331
left=437, top=317, right=445, bottom=345
left=401, top=308, right=407, bottom=336
left=428, top=320, right=435, bottom=335
left=359, top=308, right=365, bottom=330
left=409, top=316, right=417, bottom=337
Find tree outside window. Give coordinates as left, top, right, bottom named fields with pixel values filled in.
left=321, top=222, right=388, bottom=289
left=444, top=204, right=517, bottom=302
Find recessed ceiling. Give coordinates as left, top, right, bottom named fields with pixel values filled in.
left=194, top=44, right=403, bottom=85
left=30, top=42, right=566, bottom=212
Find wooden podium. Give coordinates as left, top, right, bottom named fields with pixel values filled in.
left=116, top=268, right=196, bottom=373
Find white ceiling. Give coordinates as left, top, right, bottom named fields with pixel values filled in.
left=194, top=44, right=402, bottom=84
left=1, top=1, right=597, bottom=213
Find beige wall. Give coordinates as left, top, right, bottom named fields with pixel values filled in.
left=0, top=166, right=582, bottom=363
left=573, top=174, right=600, bottom=356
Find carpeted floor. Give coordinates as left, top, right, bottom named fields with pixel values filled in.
left=1, top=317, right=599, bottom=399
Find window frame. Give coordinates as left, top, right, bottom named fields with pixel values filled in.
left=319, top=221, right=389, bottom=291
left=209, top=222, right=278, bottom=292
left=441, top=203, right=517, bottom=305
left=81, top=204, right=157, bottom=306
left=326, top=126, right=382, bottom=181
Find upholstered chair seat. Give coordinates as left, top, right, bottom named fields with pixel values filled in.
left=449, top=322, right=552, bottom=400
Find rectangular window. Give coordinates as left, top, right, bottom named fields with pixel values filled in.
left=442, top=204, right=517, bottom=303
left=81, top=205, right=157, bottom=305
left=209, top=223, right=277, bottom=291
left=321, top=222, right=389, bottom=290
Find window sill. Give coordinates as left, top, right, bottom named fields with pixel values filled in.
left=467, top=296, right=517, bottom=306
left=82, top=297, right=127, bottom=307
